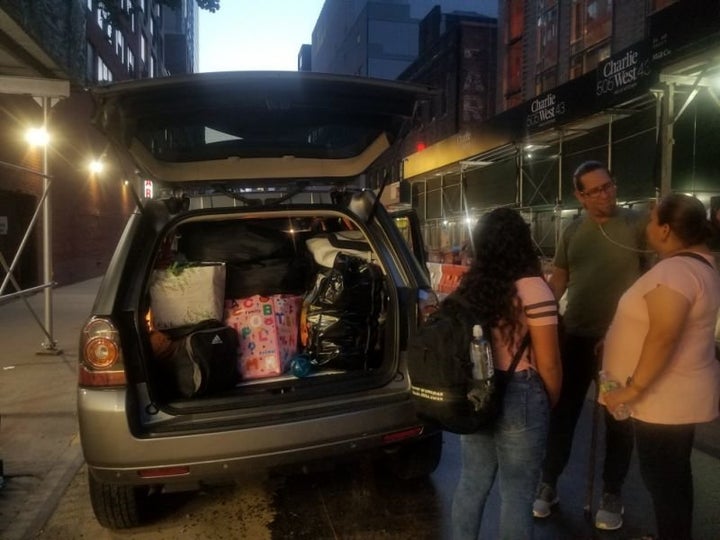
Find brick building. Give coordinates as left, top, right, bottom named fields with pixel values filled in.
left=0, top=0, right=197, bottom=289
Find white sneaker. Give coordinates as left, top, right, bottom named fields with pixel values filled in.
left=532, top=483, right=559, bottom=518
left=595, top=492, right=624, bottom=530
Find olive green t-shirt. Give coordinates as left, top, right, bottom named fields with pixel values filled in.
left=554, top=207, right=647, bottom=337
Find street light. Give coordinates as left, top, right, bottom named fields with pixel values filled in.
left=25, top=127, right=49, bottom=147
left=89, top=159, right=104, bottom=174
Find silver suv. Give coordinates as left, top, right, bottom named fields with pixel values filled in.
left=78, top=72, right=441, bottom=529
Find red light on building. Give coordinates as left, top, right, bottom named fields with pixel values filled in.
left=416, top=142, right=426, bottom=152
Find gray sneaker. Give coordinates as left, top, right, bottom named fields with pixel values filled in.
left=532, top=483, right=559, bottom=518
left=595, top=492, right=624, bottom=530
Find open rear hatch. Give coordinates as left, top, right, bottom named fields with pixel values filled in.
left=92, top=71, right=434, bottom=183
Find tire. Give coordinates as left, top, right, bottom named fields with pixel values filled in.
left=88, top=472, right=150, bottom=529
left=381, top=431, right=443, bottom=480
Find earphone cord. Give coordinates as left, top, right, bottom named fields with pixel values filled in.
left=598, top=223, right=655, bottom=254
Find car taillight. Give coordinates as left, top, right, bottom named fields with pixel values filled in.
left=417, top=288, right=439, bottom=325
left=79, top=317, right=126, bottom=387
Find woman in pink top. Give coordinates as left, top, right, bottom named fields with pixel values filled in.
left=602, top=193, right=720, bottom=540
left=451, top=208, right=561, bottom=540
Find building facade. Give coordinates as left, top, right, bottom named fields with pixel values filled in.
left=86, top=0, right=199, bottom=83
left=311, top=0, right=497, bottom=80
left=398, top=8, right=498, bottom=158
left=0, top=0, right=198, bottom=291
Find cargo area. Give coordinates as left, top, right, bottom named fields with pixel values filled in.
left=140, top=210, right=397, bottom=410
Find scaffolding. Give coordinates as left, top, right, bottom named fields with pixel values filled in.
left=0, top=76, right=69, bottom=353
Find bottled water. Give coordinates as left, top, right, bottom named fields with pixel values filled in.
left=598, top=370, right=631, bottom=420
left=469, top=325, right=494, bottom=381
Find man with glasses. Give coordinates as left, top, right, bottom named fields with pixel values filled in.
left=533, top=160, right=647, bottom=531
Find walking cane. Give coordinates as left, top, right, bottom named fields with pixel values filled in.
left=583, top=373, right=601, bottom=523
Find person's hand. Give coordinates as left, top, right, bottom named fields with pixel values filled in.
left=603, top=385, right=641, bottom=416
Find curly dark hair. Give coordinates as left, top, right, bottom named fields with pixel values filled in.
left=454, top=207, right=542, bottom=345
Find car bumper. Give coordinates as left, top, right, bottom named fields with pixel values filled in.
left=78, top=388, right=430, bottom=486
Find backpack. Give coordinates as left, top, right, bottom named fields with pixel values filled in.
left=407, top=294, right=487, bottom=434
left=407, top=294, right=528, bottom=434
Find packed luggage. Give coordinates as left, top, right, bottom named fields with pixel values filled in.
left=146, top=218, right=387, bottom=398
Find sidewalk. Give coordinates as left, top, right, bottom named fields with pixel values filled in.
left=0, top=277, right=102, bottom=540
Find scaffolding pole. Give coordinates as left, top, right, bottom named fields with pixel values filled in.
left=0, top=76, right=69, bottom=354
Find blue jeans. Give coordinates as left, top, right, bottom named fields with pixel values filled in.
left=452, top=369, right=550, bottom=540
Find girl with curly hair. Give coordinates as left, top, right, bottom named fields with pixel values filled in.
left=451, top=207, right=562, bottom=540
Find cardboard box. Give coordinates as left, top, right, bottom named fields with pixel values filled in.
left=225, top=294, right=302, bottom=380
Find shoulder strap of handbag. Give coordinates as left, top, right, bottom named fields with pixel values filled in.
left=672, top=251, right=714, bottom=269
left=506, top=331, right=530, bottom=377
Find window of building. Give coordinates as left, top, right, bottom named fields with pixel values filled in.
left=115, top=30, right=124, bottom=63
left=369, top=21, right=417, bottom=56
left=535, top=69, right=557, bottom=94
left=127, top=48, right=135, bottom=76
left=140, top=33, right=147, bottom=63
left=508, top=0, right=524, bottom=41
left=569, top=41, right=610, bottom=78
left=150, top=15, right=154, bottom=36
left=105, top=15, right=113, bottom=40
left=570, top=0, right=612, bottom=60
left=585, top=0, right=612, bottom=47
left=97, top=57, right=113, bottom=83
left=86, top=0, right=93, bottom=11
left=570, top=0, right=583, bottom=45
left=150, top=55, right=155, bottom=78
left=536, top=4, right=558, bottom=70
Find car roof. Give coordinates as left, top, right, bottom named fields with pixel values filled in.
left=92, top=71, right=435, bottom=183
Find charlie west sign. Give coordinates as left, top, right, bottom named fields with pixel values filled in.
left=596, top=44, right=652, bottom=100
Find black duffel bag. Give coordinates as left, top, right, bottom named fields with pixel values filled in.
left=158, top=320, right=239, bottom=398
left=225, top=255, right=315, bottom=299
left=177, top=220, right=293, bottom=264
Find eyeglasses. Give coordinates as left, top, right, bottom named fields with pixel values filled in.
left=580, top=181, right=616, bottom=198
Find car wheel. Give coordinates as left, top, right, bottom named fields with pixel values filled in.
left=381, top=431, right=443, bottom=480
left=88, top=472, right=150, bottom=529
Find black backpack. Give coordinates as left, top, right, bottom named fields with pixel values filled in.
left=407, top=294, right=528, bottom=434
